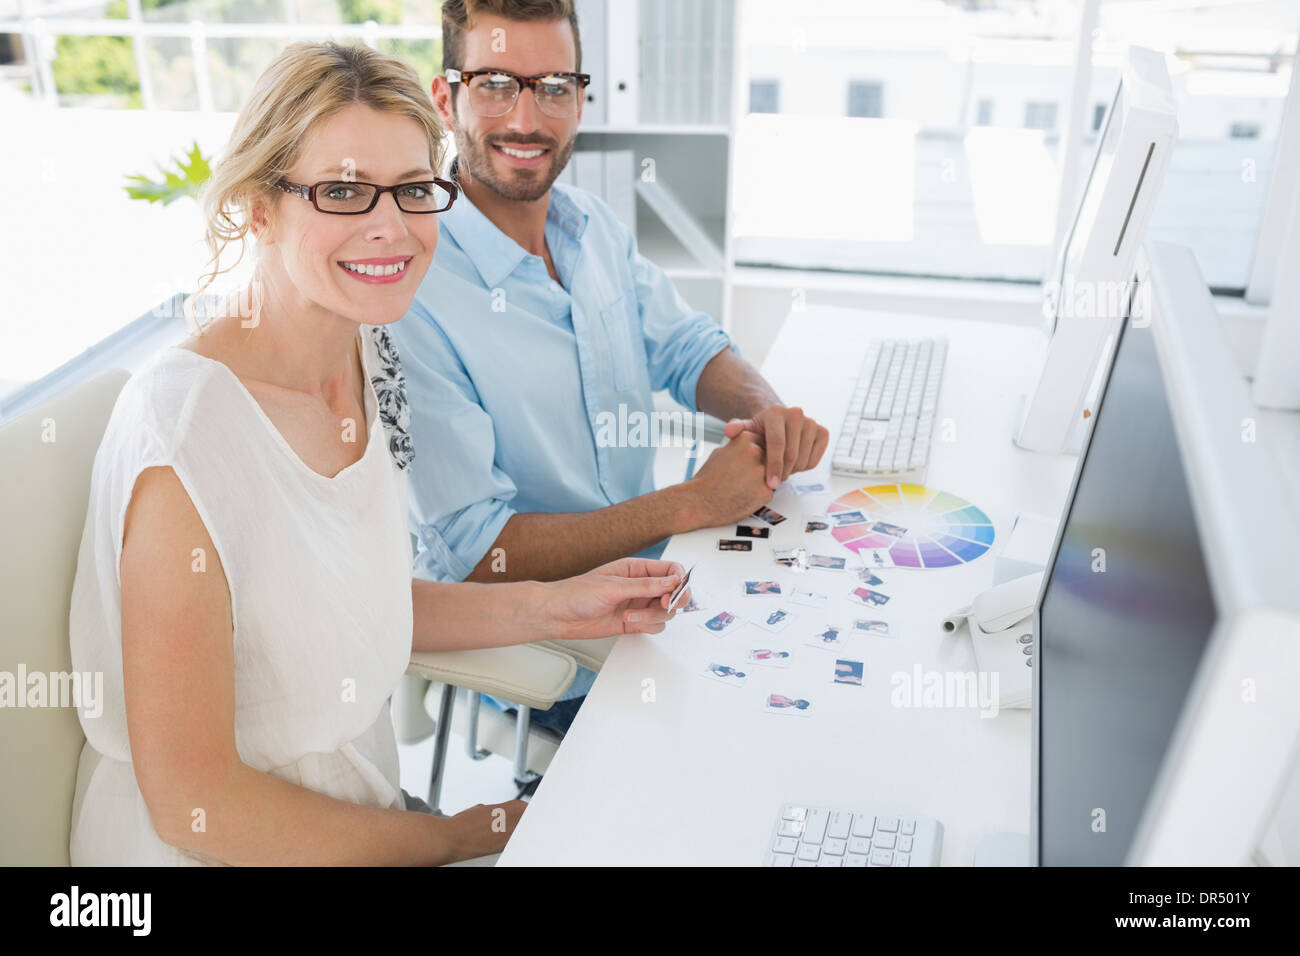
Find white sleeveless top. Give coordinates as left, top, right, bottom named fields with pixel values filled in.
left=68, top=328, right=415, bottom=866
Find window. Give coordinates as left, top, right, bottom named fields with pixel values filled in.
left=847, top=81, right=884, bottom=118
left=736, top=0, right=1087, bottom=281
left=1082, top=0, right=1300, bottom=291
left=1092, top=102, right=1107, bottom=132
left=749, top=79, right=779, bottom=114
left=1024, top=101, right=1059, bottom=131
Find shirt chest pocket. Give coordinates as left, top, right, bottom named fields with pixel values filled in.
left=598, top=292, right=646, bottom=393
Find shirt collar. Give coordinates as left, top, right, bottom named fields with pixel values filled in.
left=441, top=158, right=591, bottom=289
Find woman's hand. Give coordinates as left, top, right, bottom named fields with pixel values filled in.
left=444, top=799, right=527, bottom=863
left=543, top=557, right=690, bottom=641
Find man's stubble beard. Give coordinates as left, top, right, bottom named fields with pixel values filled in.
left=452, top=125, right=577, bottom=202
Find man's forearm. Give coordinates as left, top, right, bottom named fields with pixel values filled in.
left=695, top=348, right=781, bottom=422
left=463, top=482, right=702, bottom=583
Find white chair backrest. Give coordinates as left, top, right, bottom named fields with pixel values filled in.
left=0, top=370, right=129, bottom=865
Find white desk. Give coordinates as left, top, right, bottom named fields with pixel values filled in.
left=499, top=305, right=1082, bottom=866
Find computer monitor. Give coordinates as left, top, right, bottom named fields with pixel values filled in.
left=1030, top=241, right=1300, bottom=866
left=1015, top=46, right=1178, bottom=455
left=1252, top=170, right=1300, bottom=410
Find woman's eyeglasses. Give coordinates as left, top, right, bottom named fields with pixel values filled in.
left=445, top=68, right=591, bottom=119
left=274, top=177, right=459, bottom=215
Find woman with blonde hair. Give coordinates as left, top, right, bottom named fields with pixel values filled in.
left=68, top=40, right=687, bottom=866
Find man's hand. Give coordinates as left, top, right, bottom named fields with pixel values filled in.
left=687, top=430, right=774, bottom=526
left=723, top=405, right=830, bottom=489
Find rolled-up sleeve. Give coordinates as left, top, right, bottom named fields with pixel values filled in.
left=391, top=302, right=518, bottom=583
left=628, top=231, right=737, bottom=412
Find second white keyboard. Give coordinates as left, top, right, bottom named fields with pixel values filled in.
left=832, top=337, right=948, bottom=483
left=767, top=803, right=944, bottom=866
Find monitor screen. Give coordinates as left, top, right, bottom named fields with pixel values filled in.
left=1036, top=305, right=1219, bottom=865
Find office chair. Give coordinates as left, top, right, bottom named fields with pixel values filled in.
left=395, top=637, right=618, bottom=808
left=0, top=369, right=130, bottom=865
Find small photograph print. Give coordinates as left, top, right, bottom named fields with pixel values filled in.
left=753, top=505, right=788, bottom=526
left=788, top=588, right=829, bottom=608
left=833, top=659, right=865, bottom=686
left=830, top=510, right=869, bottom=528
left=763, top=693, right=814, bottom=717
left=701, top=662, right=749, bottom=687
left=862, top=548, right=896, bottom=569
left=754, top=607, right=795, bottom=632
left=804, top=516, right=830, bottom=533
left=735, top=524, right=770, bottom=539
left=668, top=563, right=696, bottom=610
left=747, top=647, right=792, bottom=668
left=744, top=580, right=783, bottom=596
left=855, top=568, right=885, bottom=587
left=772, top=547, right=807, bottom=570
left=853, top=618, right=892, bottom=635
left=806, top=554, right=846, bottom=571
left=870, top=520, right=908, bottom=538
left=699, top=610, right=742, bottom=636
left=717, top=539, right=753, bottom=552
left=848, top=586, right=891, bottom=607
left=804, top=625, right=845, bottom=650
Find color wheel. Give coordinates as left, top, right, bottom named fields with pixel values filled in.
left=827, top=484, right=995, bottom=569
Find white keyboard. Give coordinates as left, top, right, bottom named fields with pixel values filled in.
left=832, top=337, right=948, bottom=482
left=767, top=803, right=944, bottom=867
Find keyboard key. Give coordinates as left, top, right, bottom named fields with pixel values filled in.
left=899, top=836, right=913, bottom=853
left=844, top=853, right=869, bottom=867
left=777, top=819, right=804, bottom=839
left=827, top=812, right=853, bottom=841
left=817, top=856, right=844, bottom=867
left=770, top=854, right=794, bottom=867
left=901, top=819, right=915, bottom=835
left=793, top=859, right=817, bottom=867
left=877, top=816, right=899, bottom=833
left=849, top=836, right=872, bottom=855
left=851, top=814, right=876, bottom=839
left=870, top=848, right=894, bottom=866
left=782, top=806, right=808, bottom=822
left=800, top=808, right=830, bottom=844
left=772, top=837, right=798, bottom=855
left=823, top=838, right=847, bottom=856
left=893, top=853, right=910, bottom=867
left=875, top=832, right=897, bottom=850
left=797, top=844, right=821, bottom=863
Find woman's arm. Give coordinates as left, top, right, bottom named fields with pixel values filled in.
left=121, top=466, right=519, bottom=865
left=410, top=558, right=689, bottom=653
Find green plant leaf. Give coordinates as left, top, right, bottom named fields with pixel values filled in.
left=123, top=139, right=212, bottom=205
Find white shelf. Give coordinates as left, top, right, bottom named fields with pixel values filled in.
left=579, top=0, right=740, bottom=331
left=636, top=205, right=726, bottom=279
left=579, top=124, right=732, bottom=136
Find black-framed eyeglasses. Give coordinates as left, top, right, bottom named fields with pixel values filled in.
left=274, top=177, right=459, bottom=215
left=445, top=68, right=591, bottom=118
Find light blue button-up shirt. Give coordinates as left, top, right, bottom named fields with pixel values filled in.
left=391, top=180, right=735, bottom=702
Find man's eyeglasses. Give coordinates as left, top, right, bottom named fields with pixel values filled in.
left=445, top=68, right=591, bottom=119
left=274, top=178, right=459, bottom=215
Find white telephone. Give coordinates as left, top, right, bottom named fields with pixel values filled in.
left=942, top=572, right=1044, bottom=710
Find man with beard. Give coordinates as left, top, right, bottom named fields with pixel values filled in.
left=391, top=0, right=829, bottom=734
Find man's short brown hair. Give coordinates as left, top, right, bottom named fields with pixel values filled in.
left=441, top=0, right=582, bottom=73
